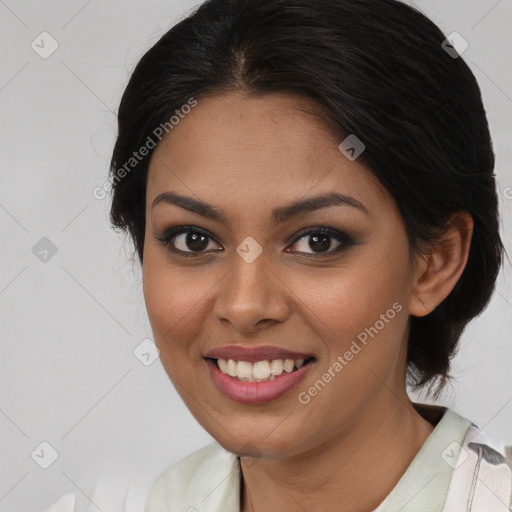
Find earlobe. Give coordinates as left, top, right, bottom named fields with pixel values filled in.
left=409, top=211, right=474, bottom=317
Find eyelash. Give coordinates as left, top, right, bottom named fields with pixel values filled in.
left=155, top=224, right=356, bottom=259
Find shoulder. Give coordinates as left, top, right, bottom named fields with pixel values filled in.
left=147, top=441, right=232, bottom=490
left=405, top=405, right=512, bottom=510
left=144, top=440, right=241, bottom=512
left=45, top=493, right=76, bottom=512
left=442, top=412, right=512, bottom=510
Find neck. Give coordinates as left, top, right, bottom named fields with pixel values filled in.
left=240, top=393, right=435, bottom=512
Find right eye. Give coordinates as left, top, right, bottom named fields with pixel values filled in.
left=155, top=225, right=223, bottom=257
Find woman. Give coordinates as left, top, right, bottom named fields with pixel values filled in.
left=52, top=0, right=512, bottom=510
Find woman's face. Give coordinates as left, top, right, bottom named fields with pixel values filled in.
left=143, top=92, right=420, bottom=458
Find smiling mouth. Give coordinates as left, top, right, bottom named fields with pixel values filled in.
left=205, top=356, right=316, bottom=383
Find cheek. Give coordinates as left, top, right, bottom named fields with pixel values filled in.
left=291, top=254, right=411, bottom=415
left=297, top=256, right=409, bottom=346
left=142, top=248, right=213, bottom=355
left=294, top=262, right=409, bottom=423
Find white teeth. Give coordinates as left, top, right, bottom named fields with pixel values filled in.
left=218, top=359, right=228, bottom=374
left=253, top=361, right=271, bottom=379
left=236, top=361, right=253, bottom=380
left=283, top=359, right=295, bottom=372
left=227, top=359, right=237, bottom=377
left=216, top=357, right=311, bottom=382
left=269, top=359, right=283, bottom=375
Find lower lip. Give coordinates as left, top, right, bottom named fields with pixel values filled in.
left=204, top=357, right=315, bottom=404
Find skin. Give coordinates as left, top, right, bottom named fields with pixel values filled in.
left=142, top=91, right=473, bottom=512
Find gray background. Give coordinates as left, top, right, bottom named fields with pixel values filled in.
left=1, top=0, right=511, bottom=510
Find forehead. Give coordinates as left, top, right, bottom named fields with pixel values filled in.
left=146, top=92, right=388, bottom=213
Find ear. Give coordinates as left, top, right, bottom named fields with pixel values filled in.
left=409, top=211, right=474, bottom=317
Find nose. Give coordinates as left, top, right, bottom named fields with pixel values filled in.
left=213, top=248, right=290, bottom=333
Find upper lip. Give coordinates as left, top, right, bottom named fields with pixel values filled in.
left=203, top=345, right=315, bottom=362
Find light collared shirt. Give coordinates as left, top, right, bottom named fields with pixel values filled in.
left=44, top=405, right=512, bottom=511
left=144, top=406, right=512, bottom=512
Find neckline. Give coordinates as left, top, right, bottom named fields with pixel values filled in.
left=236, top=404, right=473, bottom=512
left=371, top=404, right=473, bottom=511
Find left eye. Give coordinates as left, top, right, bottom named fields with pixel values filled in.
left=287, top=227, right=353, bottom=256
left=293, top=231, right=342, bottom=253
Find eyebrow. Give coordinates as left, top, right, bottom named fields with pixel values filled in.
left=151, top=190, right=368, bottom=224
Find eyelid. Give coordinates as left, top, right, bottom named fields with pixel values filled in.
left=288, top=225, right=354, bottom=246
